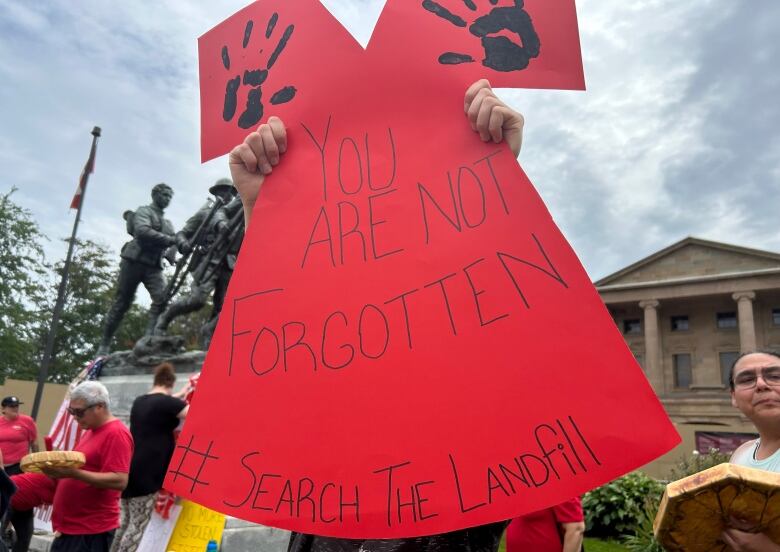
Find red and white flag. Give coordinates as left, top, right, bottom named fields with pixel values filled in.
left=69, top=138, right=97, bottom=210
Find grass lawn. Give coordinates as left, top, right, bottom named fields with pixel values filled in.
left=497, top=536, right=627, bottom=552
left=583, top=537, right=629, bottom=551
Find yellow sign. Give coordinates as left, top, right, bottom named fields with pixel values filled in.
left=166, top=500, right=225, bottom=552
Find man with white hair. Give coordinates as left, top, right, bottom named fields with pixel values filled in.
left=40, top=381, right=133, bottom=552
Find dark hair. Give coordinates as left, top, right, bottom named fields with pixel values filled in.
left=153, top=362, right=176, bottom=388
left=728, top=349, right=780, bottom=390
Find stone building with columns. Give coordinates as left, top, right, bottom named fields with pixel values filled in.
left=596, top=237, right=780, bottom=459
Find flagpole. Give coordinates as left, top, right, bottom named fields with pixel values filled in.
left=31, top=126, right=102, bottom=421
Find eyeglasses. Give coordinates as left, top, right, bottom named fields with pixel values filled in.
left=733, top=367, right=780, bottom=390
left=67, top=404, right=98, bottom=418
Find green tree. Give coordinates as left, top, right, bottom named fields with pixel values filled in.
left=33, top=239, right=148, bottom=382
left=0, top=188, right=48, bottom=381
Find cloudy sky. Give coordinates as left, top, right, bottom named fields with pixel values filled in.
left=2, top=0, right=779, bottom=294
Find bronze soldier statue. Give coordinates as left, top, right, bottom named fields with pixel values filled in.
left=154, top=178, right=244, bottom=347
left=96, top=183, right=176, bottom=356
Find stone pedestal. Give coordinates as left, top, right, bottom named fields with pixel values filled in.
left=97, top=336, right=205, bottom=423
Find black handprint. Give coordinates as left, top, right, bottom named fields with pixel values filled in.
left=222, top=14, right=297, bottom=129
left=422, top=0, right=540, bottom=72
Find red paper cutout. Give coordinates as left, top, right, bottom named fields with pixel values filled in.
left=199, top=0, right=585, bottom=162
left=168, top=0, right=679, bottom=538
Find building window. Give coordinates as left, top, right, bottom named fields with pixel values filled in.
left=717, top=312, right=738, bottom=329
left=671, top=315, right=689, bottom=331
left=623, top=319, right=641, bottom=334
left=773, top=308, right=780, bottom=326
left=720, top=351, right=740, bottom=387
left=674, top=353, right=692, bottom=388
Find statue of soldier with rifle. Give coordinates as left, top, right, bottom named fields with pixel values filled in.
left=153, top=178, right=245, bottom=347
left=96, top=183, right=177, bottom=356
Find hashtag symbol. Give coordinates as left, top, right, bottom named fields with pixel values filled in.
left=168, top=435, right=220, bottom=493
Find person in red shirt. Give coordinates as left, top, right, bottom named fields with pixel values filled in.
left=0, top=396, right=38, bottom=475
left=40, top=381, right=134, bottom=552
left=505, top=497, right=585, bottom=552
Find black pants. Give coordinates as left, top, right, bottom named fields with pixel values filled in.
left=50, top=531, right=115, bottom=552
left=7, top=509, right=32, bottom=552
left=2, top=465, right=32, bottom=552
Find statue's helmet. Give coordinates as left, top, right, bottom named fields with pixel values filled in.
left=209, top=178, right=235, bottom=196
left=152, top=182, right=173, bottom=196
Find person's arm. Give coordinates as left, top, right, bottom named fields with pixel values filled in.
left=29, top=419, right=39, bottom=453
left=722, top=518, right=780, bottom=552
left=560, top=521, right=585, bottom=552
left=41, top=466, right=128, bottom=490
left=177, top=404, right=190, bottom=420
left=464, top=79, right=525, bottom=158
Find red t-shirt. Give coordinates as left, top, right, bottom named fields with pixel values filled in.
left=0, top=414, right=38, bottom=464
left=10, top=472, right=57, bottom=510
left=506, top=497, right=584, bottom=552
left=52, top=418, right=133, bottom=535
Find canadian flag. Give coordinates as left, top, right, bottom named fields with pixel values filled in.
left=69, top=139, right=97, bottom=210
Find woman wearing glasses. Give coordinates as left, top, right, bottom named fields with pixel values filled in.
left=723, top=350, right=780, bottom=552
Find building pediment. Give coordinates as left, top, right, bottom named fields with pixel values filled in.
left=596, top=238, right=780, bottom=287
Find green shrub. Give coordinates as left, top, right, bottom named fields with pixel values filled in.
left=666, top=448, right=730, bottom=482
left=623, top=498, right=664, bottom=552
left=583, top=472, right=664, bottom=537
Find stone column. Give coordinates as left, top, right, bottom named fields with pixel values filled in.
left=733, top=291, right=757, bottom=353
left=639, top=300, right=663, bottom=394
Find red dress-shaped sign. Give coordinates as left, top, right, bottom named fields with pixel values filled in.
left=166, top=0, right=679, bottom=538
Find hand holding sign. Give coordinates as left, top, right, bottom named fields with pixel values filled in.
left=464, top=80, right=524, bottom=151
left=228, top=115, right=287, bottom=221
left=166, top=0, right=680, bottom=539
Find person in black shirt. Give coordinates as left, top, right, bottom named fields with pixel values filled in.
left=227, top=79, right=524, bottom=552
left=110, top=363, right=188, bottom=552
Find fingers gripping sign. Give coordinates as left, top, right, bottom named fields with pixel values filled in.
left=465, top=79, right=525, bottom=155
left=229, top=116, right=287, bottom=219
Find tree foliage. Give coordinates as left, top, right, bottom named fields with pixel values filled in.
left=0, top=189, right=48, bottom=381
left=34, top=239, right=149, bottom=382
